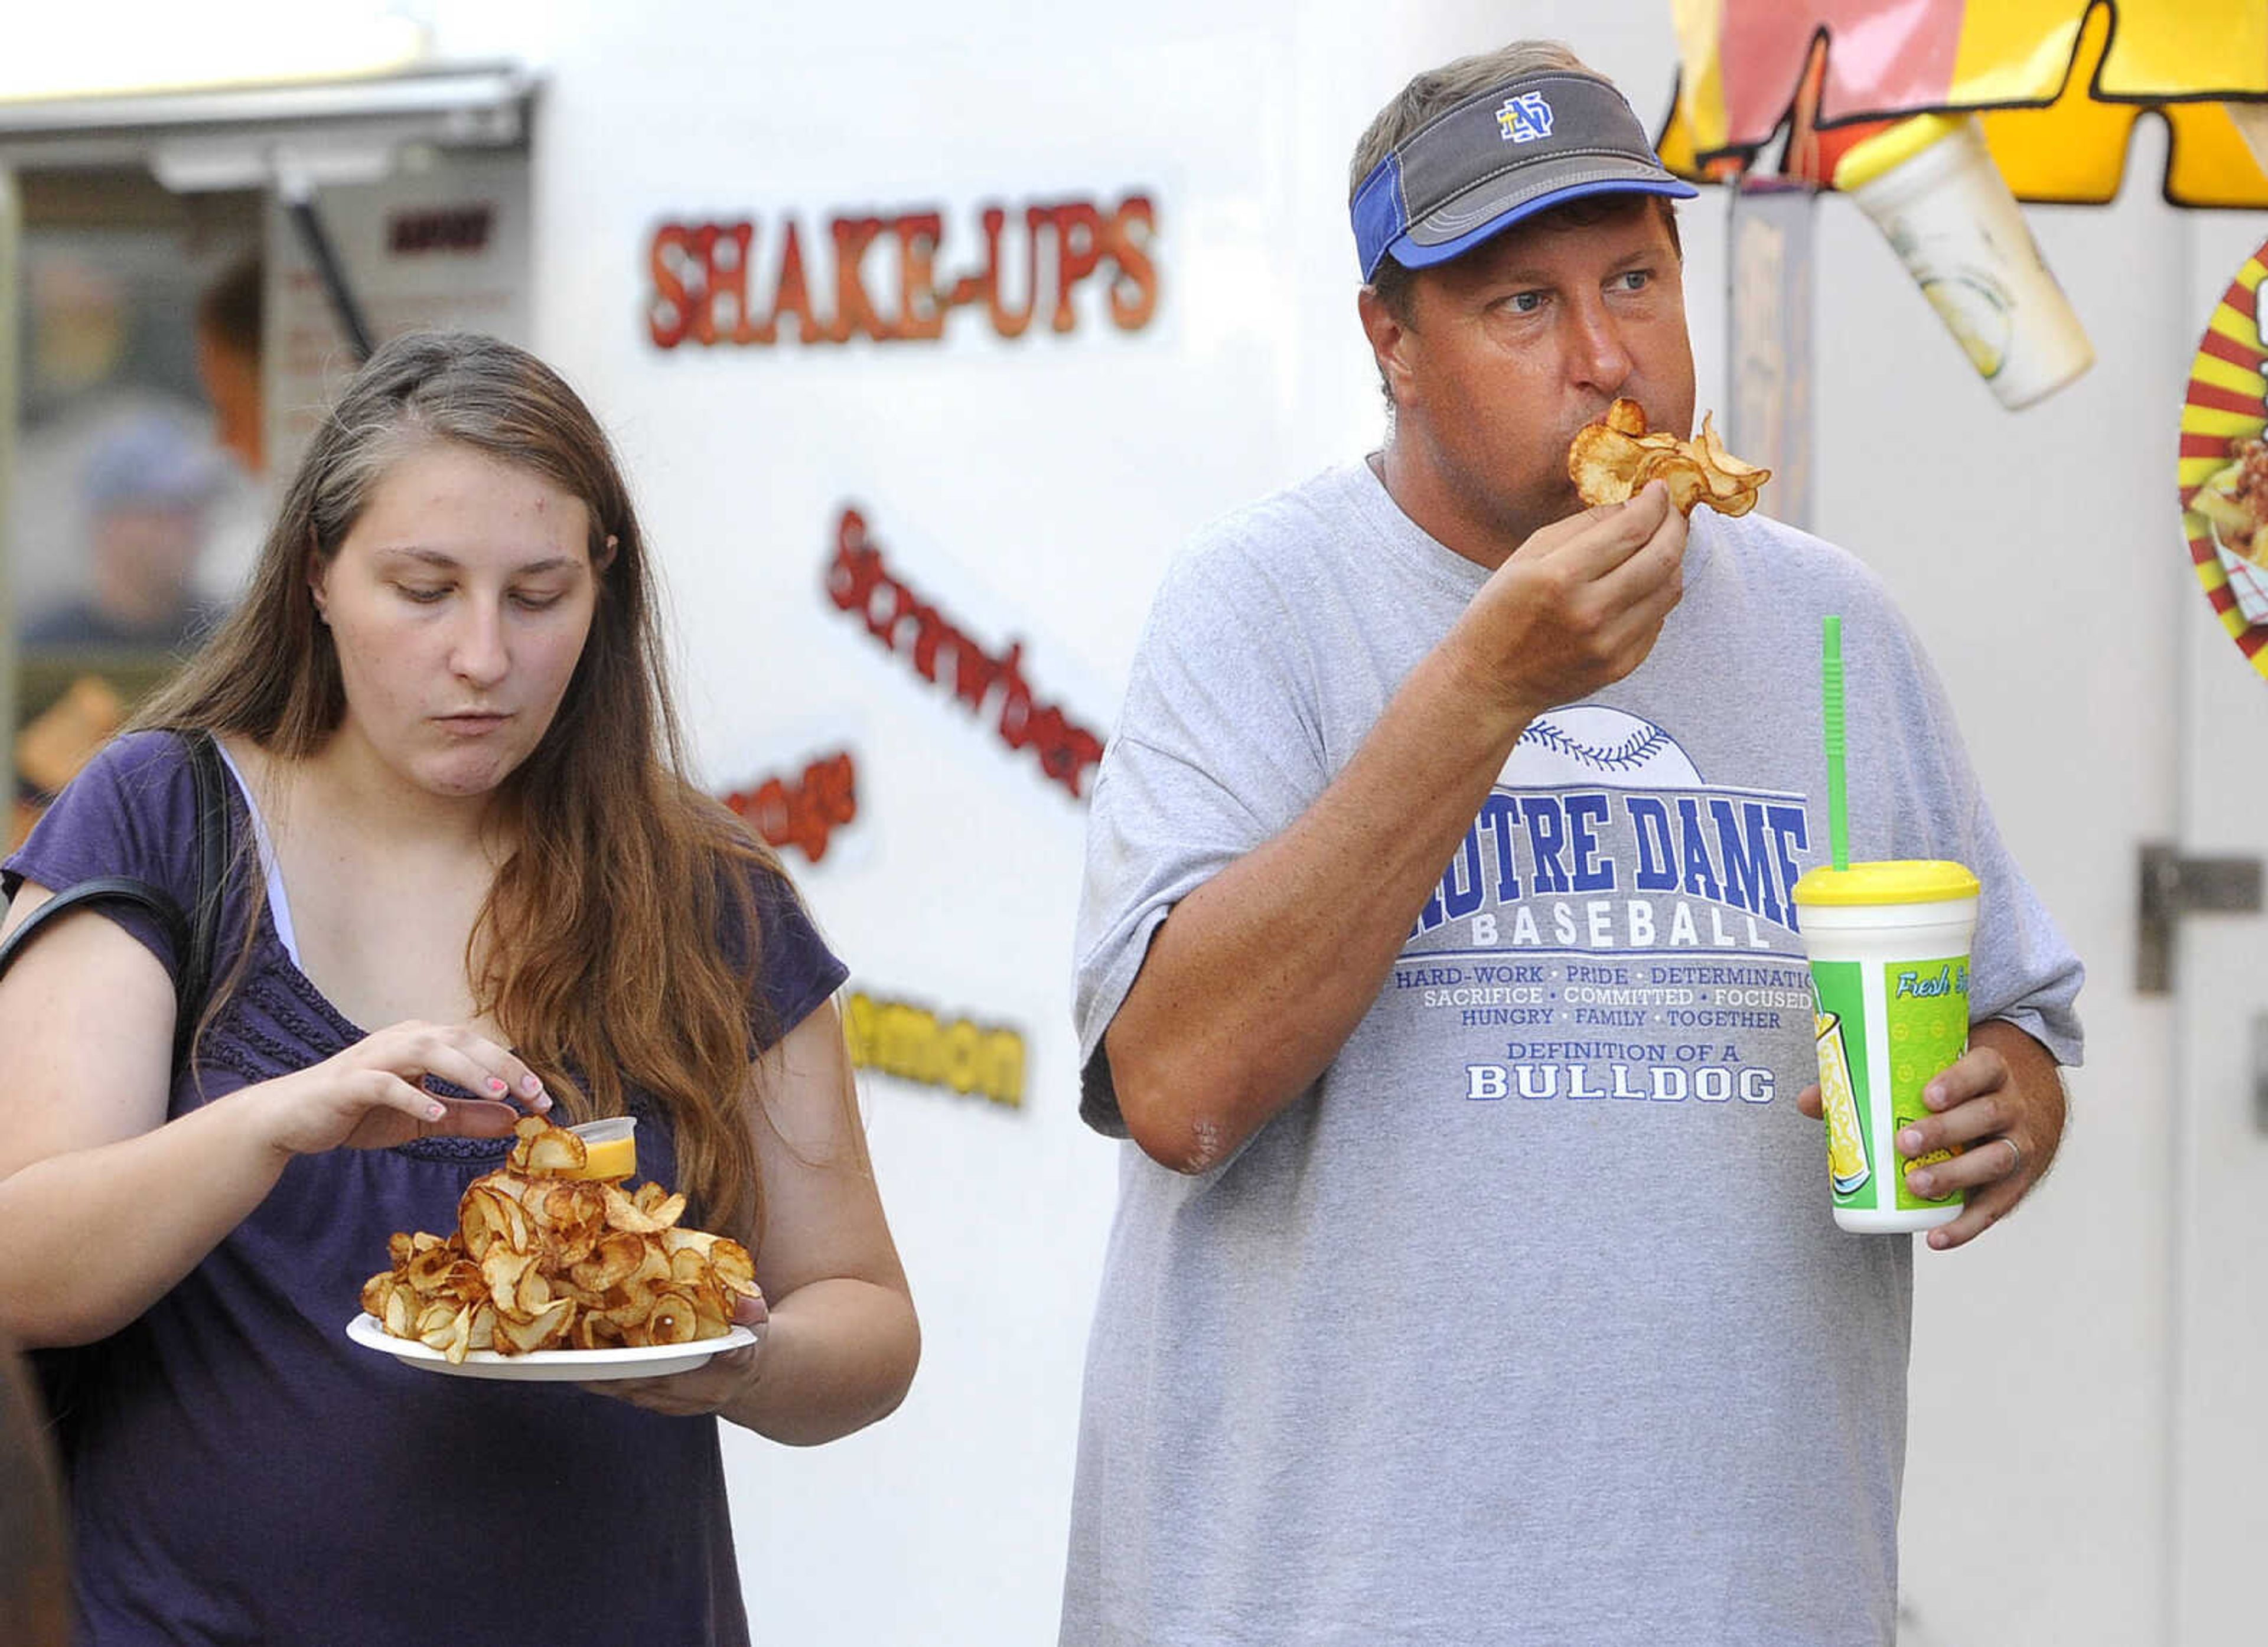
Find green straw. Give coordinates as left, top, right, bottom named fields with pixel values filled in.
left=1823, top=615, right=1849, bottom=871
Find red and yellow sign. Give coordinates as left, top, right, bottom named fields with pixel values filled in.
left=2177, top=236, right=2268, bottom=680
left=1661, top=0, right=2268, bottom=206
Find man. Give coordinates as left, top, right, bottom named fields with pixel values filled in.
left=20, top=412, right=221, bottom=653
left=1062, top=40, right=2082, bottom=1647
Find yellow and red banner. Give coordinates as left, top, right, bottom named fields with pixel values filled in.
left=2176, top=237, right=2268, bottom=680
left=1661, top=0, right=2268, bottom=207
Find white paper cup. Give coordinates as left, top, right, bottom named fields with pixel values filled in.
left=1792, top=861, right=1980, bottom=1234
left=1839, top=115, right=2093, bottom=410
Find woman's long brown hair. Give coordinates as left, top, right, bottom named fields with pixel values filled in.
left=133, top=332, right=780, bottom=1241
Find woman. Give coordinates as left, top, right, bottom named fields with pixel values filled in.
left=0, top=333, right=918, bottom=1645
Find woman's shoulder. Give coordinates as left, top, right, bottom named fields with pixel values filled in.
left=707, top=837, right=846, bottom=1042
left=22, top=729, right=206, bottom=855
left=2, top=728, right=213, bottom=944
left=80, top=726, right=200, bottom=785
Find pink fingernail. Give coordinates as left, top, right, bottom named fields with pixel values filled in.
left=488, top=1078, right=509, bottom=1095
left=521, top=1074, right=543, bottom=1097
left=428, top=1103, right=447, bottom=1120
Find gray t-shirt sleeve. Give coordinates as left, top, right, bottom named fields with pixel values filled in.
left=1072, top=531, right=1333, bottom=1134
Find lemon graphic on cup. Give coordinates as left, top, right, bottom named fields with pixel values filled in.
left=1918, top=273, right=2013, bottom=379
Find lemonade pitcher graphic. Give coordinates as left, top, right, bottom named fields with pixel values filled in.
left=1814, top=1010, right=1871, bottom=1196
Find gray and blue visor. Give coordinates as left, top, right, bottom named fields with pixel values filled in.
left=1353, top=70, right=1697, bottom=281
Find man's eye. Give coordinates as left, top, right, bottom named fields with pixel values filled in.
left=1612, top=270, right=1652, bottom=293
left=1506, top=291, right=1546, bottom=315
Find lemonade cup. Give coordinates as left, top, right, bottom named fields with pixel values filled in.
left=1791, top=860, right=1979, bottom=1234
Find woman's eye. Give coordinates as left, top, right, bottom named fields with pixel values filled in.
left=397, top=585, right=449, bottom=605
left=510, top=591, right=566, bottom=612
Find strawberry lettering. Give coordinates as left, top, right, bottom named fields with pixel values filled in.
left=825, top=507, right=1104, bottom=801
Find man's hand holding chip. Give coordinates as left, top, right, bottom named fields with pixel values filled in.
left=1446, top=478, right=1690, bottom=729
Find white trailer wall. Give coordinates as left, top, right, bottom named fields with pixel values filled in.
left=412, top=3, right=2205, bottom=1642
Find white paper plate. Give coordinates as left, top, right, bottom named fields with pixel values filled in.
left=347, top=1312, right=754, bottom=1382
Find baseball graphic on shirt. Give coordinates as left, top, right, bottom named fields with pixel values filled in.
left=1497, top=705, right=1703, bottom=790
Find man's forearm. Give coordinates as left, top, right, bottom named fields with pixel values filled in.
left=1104, top=643, right=1535, bottom=1172
left=1102, top=487, right=1688, bottom=1172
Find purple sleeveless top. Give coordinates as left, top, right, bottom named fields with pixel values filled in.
left=5, top=731, right=848, bottom=1647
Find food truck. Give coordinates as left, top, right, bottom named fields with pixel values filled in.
left=1, top=4, right=2261, bottom=1643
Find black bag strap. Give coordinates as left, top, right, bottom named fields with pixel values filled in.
left=177, top=728, right=227, bottom=1061
left=8, top=731, right=229, bottom=1462
left=0, top=729, right=229, bottom=1071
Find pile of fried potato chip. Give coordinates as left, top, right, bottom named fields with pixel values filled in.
left=362, top=1117, right=757, bottom=1363
left=1568, top=397, right=1771, bottom=518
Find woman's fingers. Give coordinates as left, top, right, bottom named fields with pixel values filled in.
left=372, top=1023, right=552, bottom=1115
left=371, top=1070, right=449, bottom=1125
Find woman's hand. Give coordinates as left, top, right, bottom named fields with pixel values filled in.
left=246, top=1020, right=552, bottom=1158
left=579, top=1289, right=770, bottom=1416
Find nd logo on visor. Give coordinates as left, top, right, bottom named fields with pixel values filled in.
left=1498, top=92, right=1553, bottom=143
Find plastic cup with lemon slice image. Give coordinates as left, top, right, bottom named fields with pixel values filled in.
left=1836, top=112, right=2093, bottom=409
left=1795, top=862, right=1979, bottom=1233
left=1795, top=618, right=1977, bottom=1234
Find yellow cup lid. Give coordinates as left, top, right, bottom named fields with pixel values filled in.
left=1832, top=112, right=1964, bottom=193
left=1791, top=860, right=1980, bottom=906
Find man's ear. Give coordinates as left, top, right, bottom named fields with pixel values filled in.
left=1357, top=285, right=1417, bottom=410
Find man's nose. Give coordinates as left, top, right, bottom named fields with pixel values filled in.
left=1566, top=293, right=1634, bottom=394
left=449, top=601, right=510, bottom=686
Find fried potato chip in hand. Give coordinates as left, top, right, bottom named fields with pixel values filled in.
left=1568, top=397, right=1770, bottom=518
left=363, top=1116, right=759, bottom=1364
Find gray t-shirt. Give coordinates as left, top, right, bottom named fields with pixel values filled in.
left=1061, top=460, right=2084, bottom=1647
